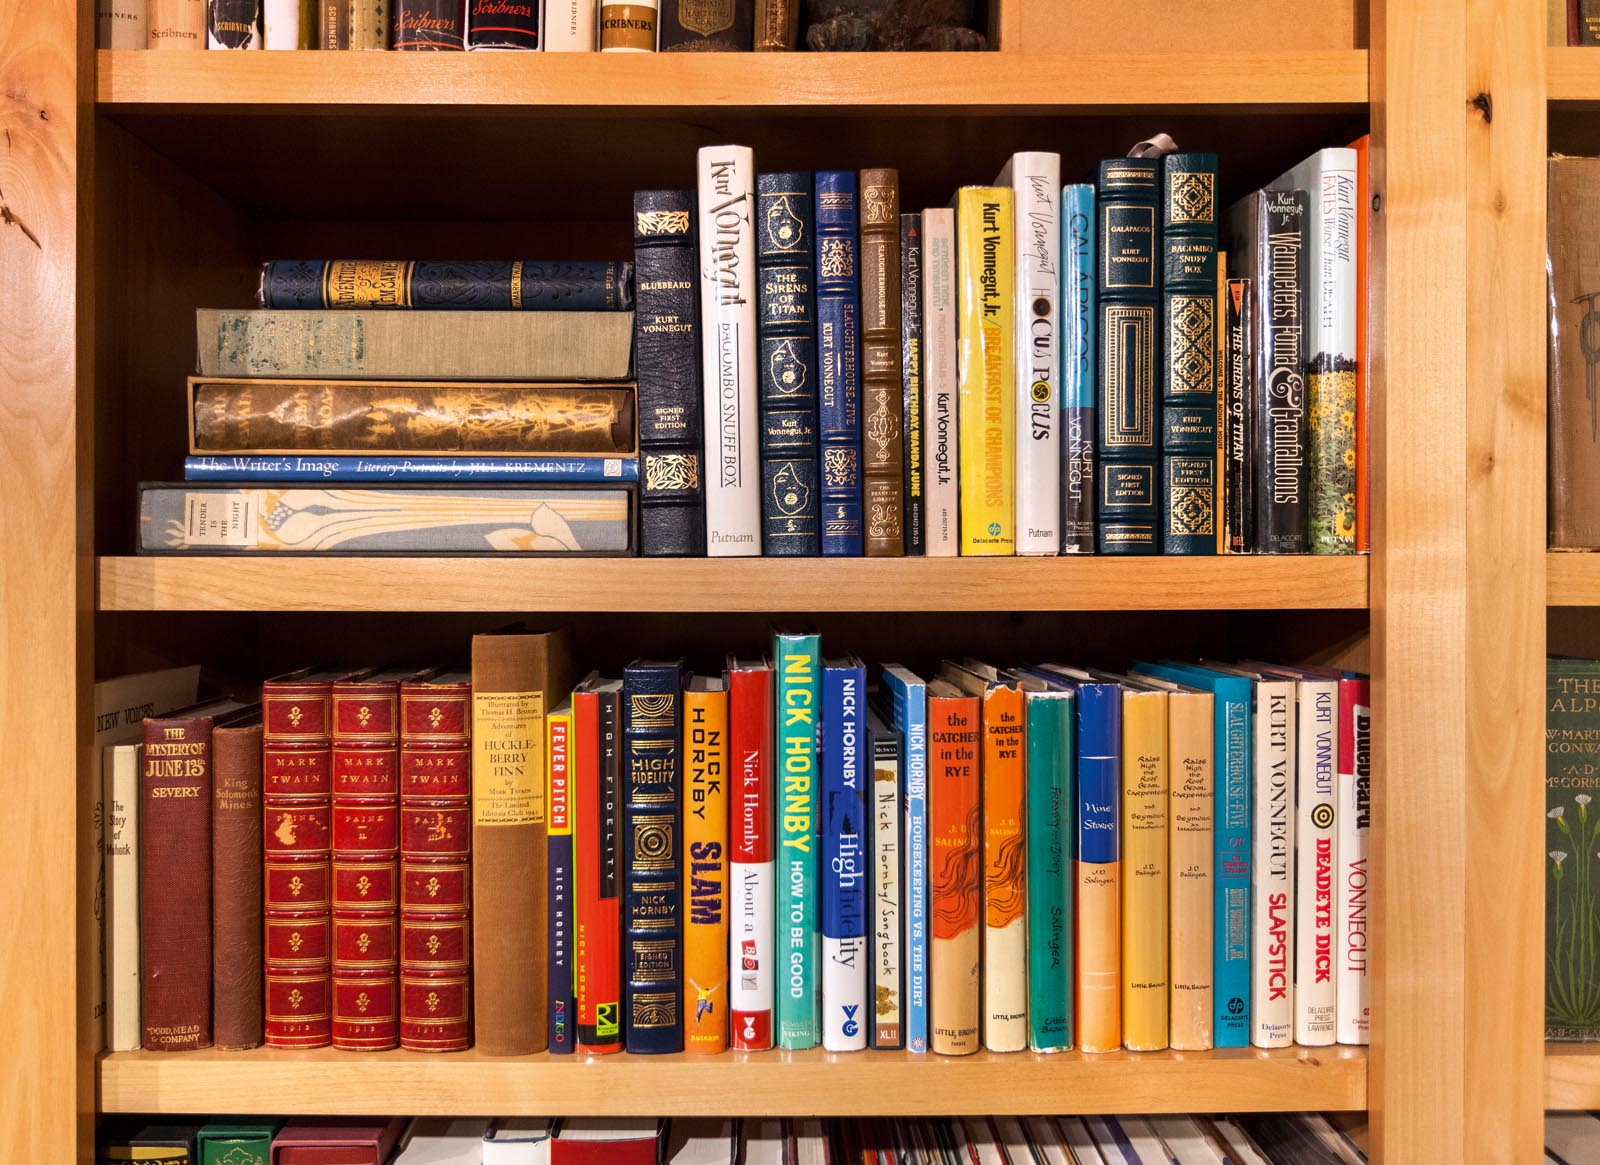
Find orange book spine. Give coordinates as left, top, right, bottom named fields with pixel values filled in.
left=927, top=683, right=982, bottom=1056
left=980, top=683, right=1027, bottom=1053
left=683, top=679, right=730, bottom=1053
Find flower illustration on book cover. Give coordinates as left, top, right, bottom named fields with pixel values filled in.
left=1548, top=793, right=1600, bottom=1030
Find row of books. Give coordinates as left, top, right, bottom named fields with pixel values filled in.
left=98, top=0, right=986, bottom=51
left=104, top=627, right=1372, bottom=1057
left=95, top=1113, right=1374, bottom=1165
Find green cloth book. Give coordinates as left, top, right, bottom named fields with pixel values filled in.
left=198, top=1121, right=280, bottom=1165
left=1548, top=656, right=1600, bottom=1041
left=1023, top=684, right=1074, bottom=1051
left=774, top=629, right=821, bottom=1050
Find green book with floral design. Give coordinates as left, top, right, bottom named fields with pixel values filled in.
left=1548, top=656, right=1600, bottom=1040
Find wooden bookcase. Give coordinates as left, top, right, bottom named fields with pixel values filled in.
left=0, top=0, right=1555, bottom=1160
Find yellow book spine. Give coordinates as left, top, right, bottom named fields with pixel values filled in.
left=1121, top=688, right=1169, bottom=1051
left=1167, top=690, right=1215, bottom=1051
left=683, top=682, right=730, bottom=1053
left=955, top=186, right=1016, bottom=556
left=1075, top=858, right=1120, bottom=1053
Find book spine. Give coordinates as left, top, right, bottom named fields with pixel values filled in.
left=1255, top=189, right=1310, bottom=554
left=1094, top=157, right=1161, bottom=555
left=980, top=682, right=1027, bottom=1052
left=869, top=717, right=903, bottom=1048
left=393, top=0, right=465, bottom=47
left=262, top=0, right=302, bottom=45
left=1351, top=135, right=1371, bottom=554
left=1061, top=183, right=1096, bottom=555
left=684, top=684, right=730, bottom=1053
left=575, top=688, right=624, bottom=1052
left=543, top=0, right=594, bottom=46
left=599, top=0, right=657, bottom=48
left=1121, top=689, right=1169, bottom=1051
left=1211, top=675, right=1252, bottom=1047
left=262, top=679, right=335, bottom=1050
left=1336, top=677, right=1370, bottom=1044
left=1159, top=152, right=1221, bottom=556
left=466, top=0, right=540, bottom=46
left=633, top=189, right=707, bottom=556
left=207, top=0, right=261, bottom=46
left=184, top=454, right=636, bottom=484
left=821, top=661, right=869, bottom=1051
left=1167, top=693, right=1214, bottom=1051
left=884, top=668, right=929, bottom=1053
left=815, top=170, right=864, bottom=556
left=727, top=665, right=774, bottom=1050
left=259, top=262, right=631, bottom=311
left=105, top=745, right=142, bottom=1051
left=320, top=0, right=348, bottom=46
left=659, top=0, right=750, bottom=48
left=1076, top=683, right=1121, bottom=1054
left=921, top=207, right=960, bottom=557
left=1547, top=659, right=1600, bottom=1040
left=1251, top=679, right=1296, bottom=1047
left=1215, top=251, right=1228, bottom=553
left=1224, top=279, right=1254, bottom=553
left=900, top=215, right=925, bottom=556
left=927, top=690, right=981, bottom=1056
left=751, top=0, right=794, bottom=47
left=1025, top=693, right=1073, bottom=1052
left=696, top=147, right=761, bottom=556
left=547, top=705, right=576, bottom=1053
left=860, top=169, right=905, bottom=556
left=1007, top=153, right=1062, bottom=556
left=97, top=0, right=149, bottom=48
left=148, top=0, right=204, bottom=44
left=399, top=679, right=473, bottom=1052
left=955, top=186, right=1016, bottom=556
left=1293, top=678, right=1338, bottom=1046
left=622, top=660, right=686, bottom=1053
left=349, top=0, right=387, bottom=46
left=213, top=721, right=265, bottom=1050
left=774, top=633, right=821, bottom=1048
left=755, top=172, right=821, bottom=556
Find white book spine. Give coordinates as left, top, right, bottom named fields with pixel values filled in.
left=1058, top=1118, right=1105, bottom=1165
left=1336, top=690, right=1371, bottom=1043
left=1281, top=148, right=1359, bottom=374
left=262, top=0, right=299, bottom=46
left=1293, top=678, right=1338, bottom=1045
left=105, top=743, right=142, bottom=1051
left=921, top=207, right=960, bottom=556
left=871, top=736, right=901, bottom=1047
left=1250, top=680, right=1295, bottom=1047
left=821, top=936, right=867, bottom=1051
left=729, top=859, right=773, bottom=1045
left=696, top=145, right=761, bottom=557
left=997, top=152, right=1061, bottom=555
left=97, top=0, right=149, bottom=47
left=541, top=0, right=593, bottom=48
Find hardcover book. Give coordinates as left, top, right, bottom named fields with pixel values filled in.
left=821, top=657, right=869, bottom=1051
left=751, top=0, right=793, bottom=46
left=195, top=309, right=633, bottom=381
left=148, top=0, right=204, bottom=45
left=99, top=1122, right=200, bottom=1164
left=548, top=699, right=577, bottom=1053
left=925, top=677, right=980, bottom=1055
left=262, top=0, right=305, bottom=45
left=543, top=0, right=594, bottom=47
left=755, top=171, right=821, bottom=555
left=659, top=0, right=751, bottom=48
left=1061, top=182, right=1096, bottom=554
left=392, top=1119, right=491, bottom=1164
left=1019, top=677, right=1073, bottom=1052
left=633, top=189, right=707, bottom=557
left=1072, top=676, right=1121, bottom=1053
left=622, top=658, right=688, bottom=1053
left=726, top=658, right=774, bottom=1050
left=472, top=627, right=575, bottom=1055
left=392, top=0, right=465, bottom=46
left=774, top=630, right=821, bottom=1048
left=206, top=0, right=260, bottom=46
left=815, top=170, right=865, bottom=555
left=573, top=675, right=624, bottom=1053
left=859, top=168, right=905, bottom=556
left=697, top=146, right=761, bottom=556
left=955, top=186, right=1016, bottom=556
left=997, top=151, right=1061, bottom=556
left=96, top=0, right=148, bottom=48
left=1336, top=674, right=1371, bottom=1044
left=349, top=0, right=387, bottom=47
left=1548, top=157, right=1600, bottom=548
left=1159, top=152, right=1221, bottom=555
left=184, top=455, right=635, bottom=485
left=921, top=207, right=960, bottom=557
left=865, top=707, right=903, bottom=1049
left=879, top=664, right=929, bottom=1052
left=1351, top=133, right=1371, bottom=553
left=465, top=0, right=540, bottom=47
left=599, top=0, right=658, bottom=49
left=1118, top=680, right=1170, bottom=1051
left=682, top=676, right=729, bottom=1053
left=1547, top=656, right=1600, bottom=1041
left=900, top=213, right=925, bottom=556
left=1095, top=157, right=1161, bottom=555
left=213, top=710, right=266, bottom=1051
left=1223, top=278, right=1255, bottom=554
left=257, top=261, right=631, bottom=312
left=270, top=1119, right=407, bottom=1165
left=199, top=1121, right=281, bottom=1165
left=321, top=0, right=348, bottom=47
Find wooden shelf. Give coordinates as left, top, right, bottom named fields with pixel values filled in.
left=96, top=555, right=1369, bottom=613
left=97, top=1046, right=1368, bottom=1116
left=1551, top=46, right=1600, bottom=105
left=1546, top=1045, right=1600, bottom=1109
left=95, top=49, right=1368, bottom=112
left=1546, top=552, right=1600, bottom=604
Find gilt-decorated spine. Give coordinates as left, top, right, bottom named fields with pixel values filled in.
left=634, top=189, right=707, bottom=557
left=659, top=0, right=751, bottom=48
left=859, top=169, right=905, bottom=556
left=900, top=214, right=925, bottom=556
left=755, top=172, right=821, bottom=556
left=262, top=0, right=304, bottom=45
left=751, top=0, right=794, bottom=47
left=392, top=0, right=465, bottom=47
left=815, top=171, right=865, bottom=556
left=348, top=0, right=388, bottom=46
left=258, top=261, right=632, bottom=311
left=1060, top=184, right=1096, bottom=554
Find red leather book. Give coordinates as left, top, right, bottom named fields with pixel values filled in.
left=212, top=707, right=265, bottom=1050
left=262, top=667, right=357, bottom=1050
left=270, top=1118, right=406, bottom=1165
left=573, top=676, right=623, bottom=1053
left=399, top=668, right=474, bottom=1052
left=140, top=697, right=246, bottom=1051
left=550, top=1120, right=666, bottom=1165
left=330, top=667, right=415, bottom=1052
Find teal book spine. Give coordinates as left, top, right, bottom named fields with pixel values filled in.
left=774, top=630, right=822, bottom=1049
left=1025, top=690, right=1074, bottom=1051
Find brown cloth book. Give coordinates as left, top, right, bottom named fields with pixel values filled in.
left=752, top=0, right=795, bottom=48
left=1549, top=156, right=1600, bottom=549
left=211, top=708, right=264, bottom=1050
left=471, top=625, right=574, bottom=1055
left=859, top=168, right=905, bottom=555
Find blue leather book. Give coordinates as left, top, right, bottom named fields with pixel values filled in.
left=773, top=630, right=822, bottom=1049
left=184, top=454, right=637, bottom=484
left=621, top=658, right=687, bottom=1054
left=1094, top=157, right=1161, bottom=555
left=1061, top=182, right=1096, bottom=555
left=756, top=172, right=821, bottom=556
left=257, top=260, right=634, bottom=311
left=879, top=664, right=929, bottom=1053
left=1160, top=153, right=1221, bottom=555
left=814, top=170, right=864, bottom=556
left=1135, top=659, right=1253, bottom=1048
left=821, top=657, right=869, bottom=1051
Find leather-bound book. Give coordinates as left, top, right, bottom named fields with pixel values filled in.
left=756, top=171, right=821, bottom=555
left=659, top=0, right=751, bottom=48
left=270, top=1119, right=406, bottom=1165
left=633, top=190, right=707, bottom=556
left=212, top=707, right=265, bottom=1051
left=815, top=171, right=864, bottom=555
left=859, top=168, right=905, bottom=556
left=139, top=696, right=247, bottom=1052
left=471, top=626, right=574, bottom=1055
left=1549, top=156, right=1600, bottom=548
left=391, top=0, right=464, bottom=47
left=399, top=668, right=474, bottom=1052
left=752, top=0, right=794, bottom=47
